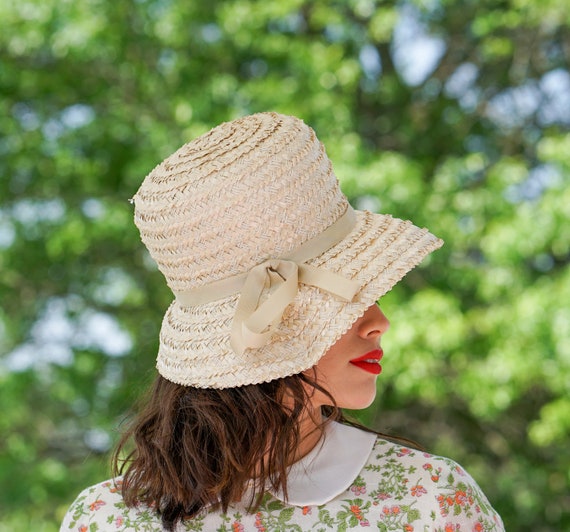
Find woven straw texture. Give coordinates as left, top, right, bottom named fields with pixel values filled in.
left=133, top=112, right=443, bottom=388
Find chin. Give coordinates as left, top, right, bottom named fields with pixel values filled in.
left=341, top=393, right=377, bottom=411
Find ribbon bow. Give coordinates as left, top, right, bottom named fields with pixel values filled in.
left=173, top=206, right=360, bottom=355
left=230, top=259, right=359, bottom=355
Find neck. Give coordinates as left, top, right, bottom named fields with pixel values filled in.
left=292, top=406, right=326, bottom=462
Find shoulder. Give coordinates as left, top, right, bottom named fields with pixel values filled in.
left=366, top=436, right=485, bottom=493
left=349, top=436, right=505, bottom=530
left=60, top=477, right=163, bottom=532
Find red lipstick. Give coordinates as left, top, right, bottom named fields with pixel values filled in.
left=349, top=349, right=383, bottom=375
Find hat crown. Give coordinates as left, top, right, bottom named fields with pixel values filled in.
left=133, top=112, right=348, bottom=292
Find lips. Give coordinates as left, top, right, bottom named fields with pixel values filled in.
left=349, top=349, right=383, bottom=375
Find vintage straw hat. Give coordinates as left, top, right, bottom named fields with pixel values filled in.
left=132, top=112, right=443, bottom=388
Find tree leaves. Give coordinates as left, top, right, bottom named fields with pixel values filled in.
left=1, top=0, right=568, bottom=530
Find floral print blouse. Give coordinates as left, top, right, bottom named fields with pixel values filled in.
left=61, top=422, right=504, bottom=531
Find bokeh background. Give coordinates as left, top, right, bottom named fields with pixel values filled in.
left=1, top=0, right=569, bottom=530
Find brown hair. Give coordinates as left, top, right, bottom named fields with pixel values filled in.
left=113, top=373, right=421, bottom=531
left=113, top=372, right=341, bottom=530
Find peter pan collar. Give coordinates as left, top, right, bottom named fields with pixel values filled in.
left=269, top=421, right=376, bottom=506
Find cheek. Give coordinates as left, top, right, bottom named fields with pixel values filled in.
left=302, top=355, right=341, bottom=408
left=311, top=352, right=342, bottom=387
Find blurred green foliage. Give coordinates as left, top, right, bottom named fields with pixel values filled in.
left=1, top=0, right=569, bottom=530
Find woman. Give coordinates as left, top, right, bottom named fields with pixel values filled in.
left=61, top=112, right=504, bottom=531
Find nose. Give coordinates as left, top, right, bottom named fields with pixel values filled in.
left=357, top=303, right=390, bottom=340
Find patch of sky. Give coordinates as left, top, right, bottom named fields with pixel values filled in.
left=4, top=298, right=75, bottom=371
left=42, top=117, right=66, bottom=141
left=324, top=23, right=347, bottom=43
left=3, top=343, right=71, bottom=372
left=74, top=310, right=132, bottom=357
left=359, top=44, right=382, bottom=79
left=486, top=68, right=570, bottom=129
left=537, top=68, right=570, bottom=126
left=200, top=23, right=222, bottom=42
left=486, top=82, right=541, bottom=129
left=96, top=361, right=124, bottom=411
left=268, top=12, right=306, bottom=34
left=84, top=427, right=112, bottom=453
left=2, top=297, right=132, bottom=373
left=81, top=198, right=106, bottom=219
left=0, top=209, right=16, bottom=249
left=158, top=48, right=177, bottom=73
left=444, top=63, right=480, bottom=110
left=60, top=104, right=95, bottom=129
left=11, top=198, right=66, bottom=225
left=503, top=164, right=562, bottom=204
left=12, top=102, right=40, bottom=131
left=464, top=135, right=486, bottom=153
left=37, top=104, right=95, bottom=145
left=145, top=0, right=172, bottom=17
left=93, top=267, right=137, bottom=306
left=457, top=88, right=481, bottom=112
left=391, top=4, right=446, bottom=87
left=457, top=215, right=476, bottom=235
left=354, top=194, right=382, bottom=213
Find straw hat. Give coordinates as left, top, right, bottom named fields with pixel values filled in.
left=132, top=112, right=442, bottom=388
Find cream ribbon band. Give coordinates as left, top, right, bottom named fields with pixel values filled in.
left=174, top=206, right=360, bottom=355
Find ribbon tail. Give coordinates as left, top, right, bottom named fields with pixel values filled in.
left=230, top=263, right=271, bottom=355
left=231, top=261, right=299, bottom=355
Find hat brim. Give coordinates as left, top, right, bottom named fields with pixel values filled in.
left=156, top=210, right=443, bottom=388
